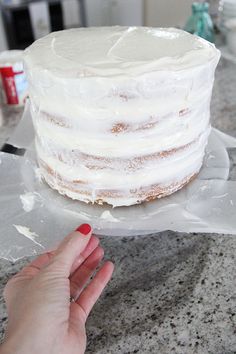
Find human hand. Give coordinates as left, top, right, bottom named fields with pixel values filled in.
left=0, top=224, right=114, bottom=354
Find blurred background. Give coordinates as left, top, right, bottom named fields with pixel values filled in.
left=0, top=0, right=219, bottom=51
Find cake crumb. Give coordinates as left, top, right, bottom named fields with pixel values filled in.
left=20, top=192, right=36, bottom=212
left=101, top=210, right=119, bottom=222
left=111, top=123, right=129, bottom=134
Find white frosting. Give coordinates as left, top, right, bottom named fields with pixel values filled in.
left=20, top=192, right=36, bottom=212
left=24, top=27, right=219, bottom=77
left=13, top=224, right=42, bottom=247
left=23, top=27, right=220, bottom=206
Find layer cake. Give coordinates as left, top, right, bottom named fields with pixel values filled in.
left=24, top=27, right=220, bottom=207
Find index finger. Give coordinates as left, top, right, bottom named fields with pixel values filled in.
left=21, top=234, right=99, bottom=277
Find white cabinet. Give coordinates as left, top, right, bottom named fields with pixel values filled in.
left=110, top=0, right=143, bottom=26
left=144, top=0, right=193, bottom=28
left=85, top=0, right=143, bottom=26
left=84, top=0, right=106, bottom=26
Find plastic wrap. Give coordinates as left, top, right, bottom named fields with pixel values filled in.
left=0, top=104, right=236, bottom=261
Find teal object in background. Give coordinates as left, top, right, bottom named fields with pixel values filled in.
left=184, top=2, right=214, bottom=43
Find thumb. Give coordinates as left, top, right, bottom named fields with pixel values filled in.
left=45, top=224, right=92, bottom=277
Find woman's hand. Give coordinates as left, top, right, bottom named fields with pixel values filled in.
left=0, top=224, right=114, bottom=354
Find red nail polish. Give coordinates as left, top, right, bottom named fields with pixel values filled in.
left=76, top=224, right=91, bottom=236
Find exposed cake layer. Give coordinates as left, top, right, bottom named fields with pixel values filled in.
left=27, top=64, right=215, bottom=135
left=39, top=158, right=198, bottom=206
left=36, top=128, right=209, bottom=206
left=35, top=132, right=203, bottom=172
left=32, top=101, right=211, bottom=158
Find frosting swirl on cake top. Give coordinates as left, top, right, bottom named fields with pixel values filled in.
left=24, top=26, right=220, bottom=77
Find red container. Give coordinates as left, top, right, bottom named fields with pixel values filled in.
left=0, top=50, right=28, bottom=106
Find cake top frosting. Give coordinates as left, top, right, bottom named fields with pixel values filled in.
left=24, top=26, right=220, bottom=78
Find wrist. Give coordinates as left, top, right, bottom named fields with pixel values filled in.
left=0, top=341, right=16, bottom=354
left=0, top=342, right=11, bottom=354
left=0, top=338, right=28, bottom=354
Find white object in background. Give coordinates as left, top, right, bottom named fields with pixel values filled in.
left=110, top=0, right=143, bottom=26
left=29, top=1, right=51, bottom=40
left=219, top=0, right=236, bottom=29
left=85, top=0, right=143, bottom=26
left=145, top=0, right=193, bottom=27
left=61, top=0, right=81, bottom=28
left=1, top=0, right=26, bottom=5
left=84, top=0, right=105, bottom=26
left=219, top=45, right=236, bottom=63
left=0, top=12, right=7, bottom=52
left=225, top=18, right=236, bottom=55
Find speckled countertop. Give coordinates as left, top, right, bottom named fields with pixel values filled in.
left=1, top=54, right=236, bottom=354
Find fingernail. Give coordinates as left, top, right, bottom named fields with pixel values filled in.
left=76, top=223, right=91, bottom=236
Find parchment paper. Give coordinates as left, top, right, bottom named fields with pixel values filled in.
left=0, top=103, right=236, bottom=261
